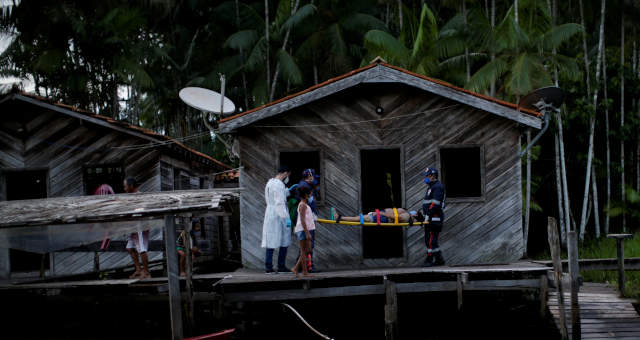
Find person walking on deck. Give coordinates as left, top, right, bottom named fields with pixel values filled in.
left=123, top=177, right=151, bottom=278
left=291, top=185, right=315, bottom=277
left=261, top=166, right=292, bottom=274
left=422, top=168, right=446, bottom=267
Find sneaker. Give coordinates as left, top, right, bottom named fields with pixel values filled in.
left=265, top=269, right=276, bottom=274
left=277, top=267, right=291, bottom=274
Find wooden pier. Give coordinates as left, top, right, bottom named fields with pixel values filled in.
left=549, top=282, right=640, bottom=339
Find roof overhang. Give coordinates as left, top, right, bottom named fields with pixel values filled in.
left=218, top=63, right=542, bottom=133
left=1, top=93, right=232, bottom=170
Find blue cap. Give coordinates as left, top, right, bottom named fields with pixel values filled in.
left=424, top=167, right=438, bottom=177
left=302, top=168, right=316, bottom=178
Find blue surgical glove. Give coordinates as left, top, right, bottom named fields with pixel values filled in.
left=286, top=218, right=292, bottom=228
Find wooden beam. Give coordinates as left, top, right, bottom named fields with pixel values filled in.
left=222, top=278, right=541, bottom=302
left=384, top=276, right=398, bottom=340
left=547, top=217, right=568, bottom=340
left=568, top=231, right=581, bottom=340
left=164, top=215, right=183, bottom=340
left=540, top=274, right=548, bottom=318
left=607, top=234, right=633, bottom=297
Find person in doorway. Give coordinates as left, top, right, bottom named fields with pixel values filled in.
left=296, top=168, right=320, bottom=272
left=291, top=185, right=315, bottom=277
left=422, top=168, right=446, bottom=267
left=177, top=220, right=202, bottom=277
left=335, top=208, right=424, bottom=224
left=123, top=177, right=152, bottom=278
left=261, top=166, right=293, bottom=274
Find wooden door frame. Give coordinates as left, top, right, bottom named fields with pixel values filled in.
left=357, top=145, right=407, bottom=263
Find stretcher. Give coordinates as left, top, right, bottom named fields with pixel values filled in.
left=315, top=218, right=427, bottom=227
left=316, top=208, right=427, bottom=227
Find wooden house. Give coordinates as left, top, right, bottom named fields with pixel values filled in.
left=218, top=61, right=542, bottom=270
left=0, top=91, right=236, bottom=278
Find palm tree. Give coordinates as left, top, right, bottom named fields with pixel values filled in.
left=465, top=1, right=582, bottom=101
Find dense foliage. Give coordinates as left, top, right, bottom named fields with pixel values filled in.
left=1, top=0, right=639, bottom=247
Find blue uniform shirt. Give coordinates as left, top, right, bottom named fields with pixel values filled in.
left=423, top=180, right=445, bottom=221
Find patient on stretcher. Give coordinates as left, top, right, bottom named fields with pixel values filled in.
left=336, top=208, right=424, bottom=224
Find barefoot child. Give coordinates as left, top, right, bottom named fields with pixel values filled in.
left=292, top=186, right=315, bottom=277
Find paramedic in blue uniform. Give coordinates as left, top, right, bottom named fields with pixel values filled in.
left=422, top=167, right=446, bottom=267
left=296, top=168, right=320, bottom=272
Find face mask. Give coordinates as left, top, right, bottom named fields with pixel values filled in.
left=424, top=177, right=431, bottom=184
left=283, top=177, right=289, bottom=184
left=308, top=196, right=314, bottom=203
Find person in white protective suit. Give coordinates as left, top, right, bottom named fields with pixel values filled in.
left=261, top=165, right=293, bottom=273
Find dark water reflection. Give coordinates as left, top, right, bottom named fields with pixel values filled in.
left=3, top=291, right=560, bottom=339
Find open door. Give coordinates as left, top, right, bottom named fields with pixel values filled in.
left=360, top=149, right=403, bottom=259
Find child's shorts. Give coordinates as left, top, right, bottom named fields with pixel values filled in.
left=296, top=231, right=308, bottom=241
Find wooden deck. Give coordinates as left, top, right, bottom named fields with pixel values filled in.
left=549, top=282, right=640, bottom=339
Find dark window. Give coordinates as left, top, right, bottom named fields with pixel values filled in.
left=84, top=165, right=124, bottom=195
left=4, top=170, right=49, bottom=272
left=279, top=151, right=322, bottom=202
left=360, top=149, right=403, bottom=259
left=440, top=146, right=482, bottom=198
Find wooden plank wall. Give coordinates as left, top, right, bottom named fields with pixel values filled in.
left=0, top=103, right=221, bottom=276
left=238, top=83, right=524, bottom=270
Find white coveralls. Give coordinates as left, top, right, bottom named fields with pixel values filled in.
left=261, top=178, right=292, bottom=248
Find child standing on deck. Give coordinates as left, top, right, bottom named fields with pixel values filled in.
left=291, top=186, right=315, bottom=277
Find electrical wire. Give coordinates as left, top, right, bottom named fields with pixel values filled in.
left=253, top=104, right=458, bottom=128
left=281, top=303, right=334, bottom=340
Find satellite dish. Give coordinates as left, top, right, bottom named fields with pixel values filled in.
left=518, top=86, right=564, bottom=112
left=179, top=87, right=236, bottom=115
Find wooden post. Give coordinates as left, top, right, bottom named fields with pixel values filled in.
left=547, top=217, right=568, bottom=340
left=607, top=233, right=632, bottom=297
left=165, top=214, right=184, bottom=340
left=384, top=276, right=398, bottom=340
left=457, top=272, right=467, bottom=311
left=222, top=216, right=232, bottom=254
left=93, top=251, right=100, bottom=272
left=540, top=274, right=548, bottom=318
left=567, top=231, right=580, bottom=340
left=184, top=217, right=195, bottom=335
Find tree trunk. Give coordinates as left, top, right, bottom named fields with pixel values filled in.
left=555, top=134, right=567, bottom=245
left=397, top=0, right=403, bottom=32
left=490, top=0, right=496, bottom=97
left=558, top=108, right=571, bottom=237
left=514, top=0, right=518, bottom=24
left=578, top=0, right=591, bottom=97
left=463, top=0, right=470, bottom=83
left=235, top=0, right=250, bottom=110
left=603, top=34, right=611, bottom=235
left=265, top=0, right=270, bottom=100
left=579, top=0, right=606, bottom=241
left=524, top=129, right=531, bottom=257
left=269, top=0, right=301, bottom=101
left=591, top=165, right=601, bottom=238
left=621, top=15, right=626, bottom=232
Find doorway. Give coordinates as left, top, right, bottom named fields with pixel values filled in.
left=360, top=149, right=403, bottom=259
left=4, top=170, right=49, bottom=272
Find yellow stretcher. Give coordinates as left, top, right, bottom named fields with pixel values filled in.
left=315, top=218, right=427, bottom=227
left=316, top=208, right=428, bottom=227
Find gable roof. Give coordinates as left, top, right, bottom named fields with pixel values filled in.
left=0, top=91, right=232, bottom=170
left=218, top=62, right=542, bottom=133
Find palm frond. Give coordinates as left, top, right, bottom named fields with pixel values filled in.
left=340, top=13, right=387, bottom=34
left=466, top=56, right=509, bottom=93
left=224, top=29, right=259, bottom=51
left=327, top=23, right=348, bottom=58
left=276, top=49, right=303, bottom=85
left=541, top=23, right=583, bottom=51
left=245, top=36, right=268, bottom=72
left=411, top=4, right=438, bottom=62
left=282, top=4, right=317, bottom=32
left=363, top=29, right=410, bottom=67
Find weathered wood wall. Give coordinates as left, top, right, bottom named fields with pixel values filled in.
left=238, top=83, right=523, bottom=270
left=0, top=100, right=225, bottom=276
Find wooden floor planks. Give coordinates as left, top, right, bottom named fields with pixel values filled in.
left=549, top=282, right=640, bottom=339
